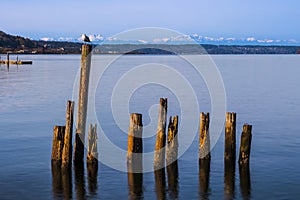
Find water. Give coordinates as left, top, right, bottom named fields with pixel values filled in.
left=0, top=54, right=300, bottom=199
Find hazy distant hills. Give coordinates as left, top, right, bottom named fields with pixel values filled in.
left=0, top=31, right=299, bottom=54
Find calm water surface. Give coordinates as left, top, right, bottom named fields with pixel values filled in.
left=0, top=54, right=300, bottom=199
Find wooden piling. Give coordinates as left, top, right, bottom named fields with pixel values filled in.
left=62, top=101, right=74, bottom=169
left=154, top=98, right=168, bottom=170
left=224, top=112, right=236, bottom=161
left=87, top=124, right=98, bottom=165
left=127, top=113, right=143, bottom=165
left=51, top=126, right=66, bottom=164
left=199, top=112, right=210, bottom=160
left=74, top=44, right=92, bottom=163
left=166, top=115, right=178, bottom=166
left=239, top=124, right=252, bottom=165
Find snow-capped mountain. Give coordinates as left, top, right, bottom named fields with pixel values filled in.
left=39, top=34, right=300, bottom=46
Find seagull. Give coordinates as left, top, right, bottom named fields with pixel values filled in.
left=81, top=34, right=91, bottom=43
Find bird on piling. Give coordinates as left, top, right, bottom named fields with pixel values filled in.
left=81, top=34, right=91, bottom=43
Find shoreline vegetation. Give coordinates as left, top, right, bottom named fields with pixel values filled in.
left=1, top=31, right=300, bottom=55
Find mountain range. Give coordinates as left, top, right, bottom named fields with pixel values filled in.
left=1, top=31, right=299, bottom=54
left=39, top=33, right=300, bottom=46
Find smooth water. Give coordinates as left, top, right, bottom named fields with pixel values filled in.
left=0, top=54, right=300, bottom=199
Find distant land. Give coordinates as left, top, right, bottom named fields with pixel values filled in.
left=0, top=31, right=299, bottom=55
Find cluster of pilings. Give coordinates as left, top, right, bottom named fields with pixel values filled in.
left=51, top=44, right=253, bottom=199
left=51, top=44, right=98, bottom=199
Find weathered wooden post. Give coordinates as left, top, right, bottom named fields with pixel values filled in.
left=238, top=124, right=252, bottom=199
left=225, top=112, right=236, bottom=161
left=87, top=123, right=98, bottom=195
left=62, top=100, right=74, bottom=169
left=154, top=98, right=168, bottom=170
left=127, top=113, right=143, bottom=167
left=166, top=115, right=179, bottom=199
left=51, top=126, right=66, bottom=164
left=74, top=44, right=92, bottom=163
left=224, top=112, right=236, bottom=200
left=199, top=112, right=210, bottom=161
left=166, top=115, right=178, bottom=166
left=6, top=52, right=9, bottom=67
left=239, top=124, right=252, bottom=165
left=87, top=124, right=98, bottom=165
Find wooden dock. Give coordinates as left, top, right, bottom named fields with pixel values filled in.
left=0, top=60, right=32, bottom=65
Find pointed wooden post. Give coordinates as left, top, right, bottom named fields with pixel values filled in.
left=154, top=98, right=168, bottom=170
left=224, top=112, right=236, bottom=161
left=51, top=126, right=66, bottom=164
left=62, top=100, right=74, bottom=169
left=166, top=115, right=178, bottom=166
left=74, top=44, right=92, bottom=163
left=199, top=112, right=210, bottom=160
left=239, top=124, right=252, bottom=165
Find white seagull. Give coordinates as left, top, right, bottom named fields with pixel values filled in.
left=81, top=34, right=91, bottom=43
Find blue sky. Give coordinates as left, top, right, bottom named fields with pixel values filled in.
left=0, top=0, right=299, bottom=40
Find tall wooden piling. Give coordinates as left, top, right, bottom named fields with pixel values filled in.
left=62, top=101, right=74, bottom=169
left=199, top=112, right=210, bottom=160
left=166, top=115, right=178, bottom=166
left=224, top=112, right=236, bottom=161
left=74, top=44, right=92, bottom=163
left=51, top=126, right=66, bottom=164
left=239, top=124, right=252, bottom=165
left=154, top=98, right=168, bottom=170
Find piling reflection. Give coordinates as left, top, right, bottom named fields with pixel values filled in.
left=224, top=159, right=235, bottom=200
left=87, top=162, right=98, bottom=196
left=61, top=167, right=72, bottom=200
left=52, top=162, right=63, bottom=199
left=127, top=155, right=143, bottom=200
left=167, top=161, right=179, bottom=199
left=155, top=168, right=166, bottom=200
left=74, top=162, right=86, bottom=200
left=239, top=165, right=251, bottom=200
left=199, top=159, right=210, bottom=200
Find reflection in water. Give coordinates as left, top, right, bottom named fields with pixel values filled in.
left=239, top=165, right=251, bottom=200
left=87, top=162, right=98, bottom=197
left=127, top=171, right=143, bottom=200
left=52, top=162, right=63, bottom=199
left=74, top=162, right=86, bottom=200
left=167, top=161, right=179, bottom=199
left=199, top=159, right=210, bottom=200
left=61, top=168, right=72, bottom=200
left=51, top=162, right=73, bottom=200
left=155, top=168, right=166, bottom=200
left=224, top=160, right=235, bottom=200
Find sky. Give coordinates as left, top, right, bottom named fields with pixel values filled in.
left=0, top=0, right=299, bottom=40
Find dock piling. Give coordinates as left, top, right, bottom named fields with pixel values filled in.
left=199, top=112, right=210, bottom=160
left=154, top=98, right=168, bottom=170
left=62, top=100, right=74, bottom=169
left=74, top=44, right=92, bottom=163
